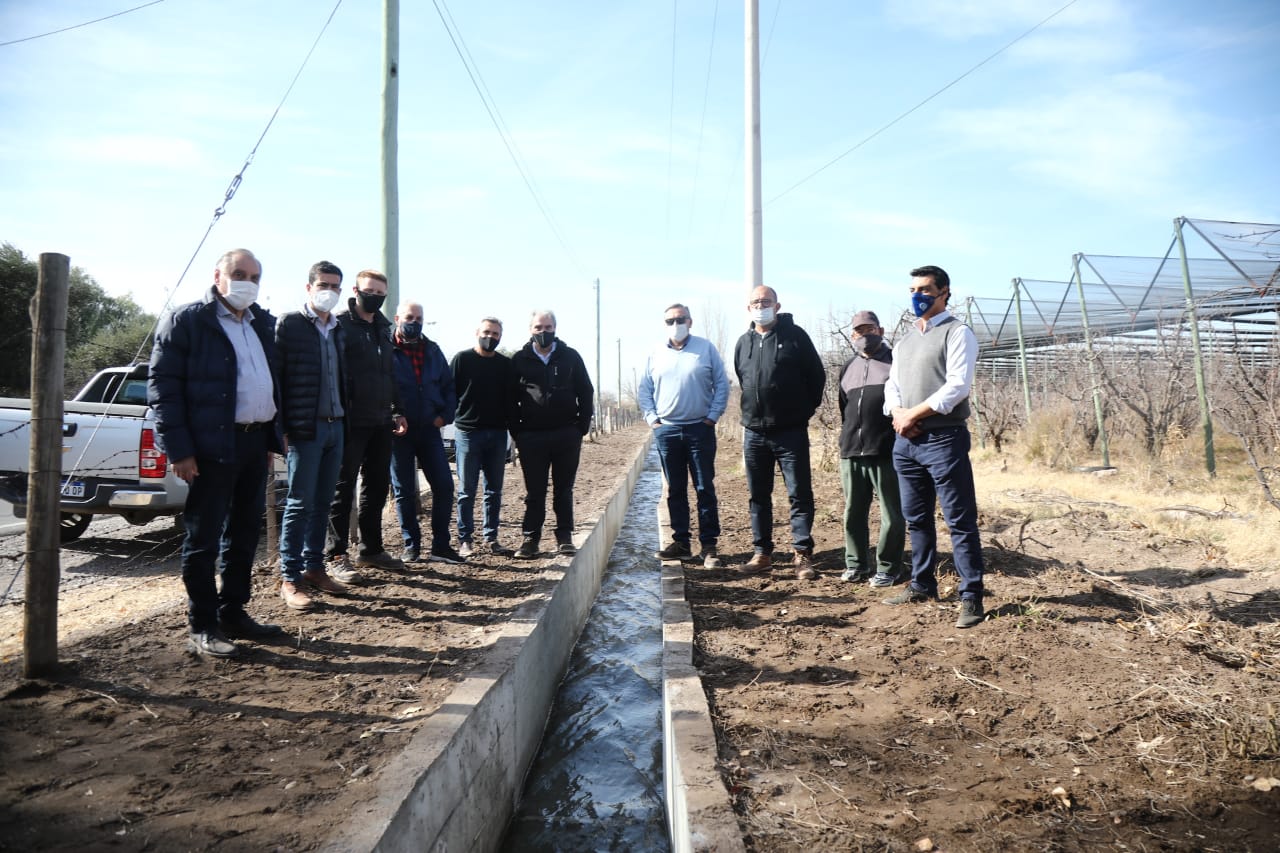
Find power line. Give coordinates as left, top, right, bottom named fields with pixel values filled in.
left=687, top=0, right=720, bottom=233
left=431, top=0, right=585, bottom=278
left=768, top=0, right=1082, bottom=204
left=665, top=0, right=680, bottom=242
left=0, top=0, right=166, bottom=48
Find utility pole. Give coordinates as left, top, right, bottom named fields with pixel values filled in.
left=381, top=0, right=400, bottom=315
left=617, top=338, right=622, bottom=410
left=594, top=278, right=602, bottom=431
left=745, top=0, right=763, bottom=288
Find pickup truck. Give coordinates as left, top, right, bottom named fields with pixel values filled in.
left=0, top=364, right=188, bottom=542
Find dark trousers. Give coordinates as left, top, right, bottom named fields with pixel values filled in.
left=893, top=426, right=985, bottom=601
left=743, top=425, right=815, bottom=554
left=840, top=454, right=905, bottom=574
left=327, top=423, right=393, bottom=558
left=515, top=424, right=581, bottom=544
left=390, top=424, right=455, bottom=551
left=181, top=428, right=269, bottom=632
left=654, top=421, right=720, bottom=546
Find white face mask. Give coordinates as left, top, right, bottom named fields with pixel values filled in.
left=751, top=306, right=776, bottom=326
left=311, top=288, right=340, bottom=314
left=223, top=279, right=259, bottom=311
left=669, top=322, right=690, bottom=343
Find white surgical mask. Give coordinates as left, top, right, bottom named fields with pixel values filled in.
left=223, top=279, right=259, bottom=311
left=669, top=322, right=690, bottom=343
left=751, top=306, right=775, bottom=326
left=311, top=288, right=340, bottom=314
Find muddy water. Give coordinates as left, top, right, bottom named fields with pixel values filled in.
left=501, top=451, right=671, bottom=851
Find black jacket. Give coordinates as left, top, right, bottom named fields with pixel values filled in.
left=837, top=343, right=894, bottom=458
left=511, top=339, right=594, bottom=435
left=148, top=286, right=284, bottom=463
left=275, top=310, right=347, bottom=442
left=733, top=313, right=825, bottom=432
left=335, top=300, right=400, bottom=429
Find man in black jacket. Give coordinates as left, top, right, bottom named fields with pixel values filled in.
left=325, top=269, right=407, bottom=582
left=510, top=309, right=594, bottom=559
left=148, top=247, right=285, bottom=658
left=837, top=310, right=904, bottom=587
left=734, top=285, right=826, bottom=580
left=276, top=261, right=350, bottom=612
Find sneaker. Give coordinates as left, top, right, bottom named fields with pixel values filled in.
left=187, top=629, right=238, bottom=658
left=430, top=544, right=467, bottom=565
left=956, top=599, right=986, bottom=629
left=869, top=571, right=898, bottom=588
left=515, top=539, right=539, bottom=559
left=840, top=568, right=873, bottom=583
left=487, top=540, right=514, bottom=557
left=885, top=586, right=933, bottom=605
left=700, top=547, right=725, bottom=569
left=280, top=580, right=314, bottom=611
left=218, top=613, right=282, bottom=639
left=402, top=547, right=421, bottom=563
left=302, top=568, right=349, bottom=595
left=457, top=540, right=474, bottom=559
left=354, top=551, right=405, bottom=572
left=557, top=542, right=577, bottom=556
left=327, top=554, right=363, bottom=585
left=793, top=548, right=817, bottom=581
left=742, top=552, right=772, bottom=574
left=655, top=540, right=693, bottom=561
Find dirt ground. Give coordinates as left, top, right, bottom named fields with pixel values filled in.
left=1, top=423, right=1278, bottom=852
left=691, top=432, right=1280, bottom=852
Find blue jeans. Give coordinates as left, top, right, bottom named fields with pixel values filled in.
left=455, top=427, right=507, bottom=543
left=390, top=423, right=455, bottom=551
left=654, top=421, right=720, bottom=546
left=742, top=426, right=815, bottom=554
left=181, top=428, right=269, bottom=632
left=893, top=426, right=985, bottom=601
left=280, top=419, right=345, bottom=582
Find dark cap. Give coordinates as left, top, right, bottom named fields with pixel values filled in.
left=851, top=310, right=880, bottom=328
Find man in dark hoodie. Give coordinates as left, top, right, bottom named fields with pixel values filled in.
left=733, top=284, right=826, bottom=580
left=325, top=269, right=407, bottom=583
left=510, top=309, right=594, bottom=559
left=837, top=310, right=905, bottom=588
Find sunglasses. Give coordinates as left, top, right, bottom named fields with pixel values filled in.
left=664, top=317, right=690, bottom=325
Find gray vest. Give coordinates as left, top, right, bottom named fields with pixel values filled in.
left=895, top=316, right=970, bottom=430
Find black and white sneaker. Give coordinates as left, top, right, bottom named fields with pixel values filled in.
left=430, top=544, right=467, bottom=565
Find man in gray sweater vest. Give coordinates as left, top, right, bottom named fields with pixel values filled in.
left=882, top=265, right=986, bottom=628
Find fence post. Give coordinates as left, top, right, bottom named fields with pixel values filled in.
left=1073, top=253, right=1111, bottom=468
left=1175, top=217, right=1216, bottom=476
left=1013, top=278, right=1033, bottom=425
left=25, top=253, right=70, bottom=677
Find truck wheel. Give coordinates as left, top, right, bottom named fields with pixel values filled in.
left=59, top=512, right=93, bottom=543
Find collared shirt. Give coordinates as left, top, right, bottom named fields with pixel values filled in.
left=637, top=335, right=729, bottom=426
left=534, top=341, right=557, bottom=365
left=301, top=301, right=338, bottom=338
left=215, top=298, right=277, bottom=424
left=302, top=302, right=344, bottom=420
left=883, top=309, right=977, bottom=416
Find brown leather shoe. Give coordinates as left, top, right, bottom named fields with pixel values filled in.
left=793, top=548, right=816, bottom=581
left=742, top=552, right=772, bottom=574
left=280, top=580, right=314, bottom=611
left=302, top=568, right=348, bottom=595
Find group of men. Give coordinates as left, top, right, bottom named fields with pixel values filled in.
left=148, top=248, right=593, bottom=658
left=639, top=267, right=985, bottom=631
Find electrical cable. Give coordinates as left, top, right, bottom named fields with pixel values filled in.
left=666, top=0, right=680, bottom=243
left=0, top=0, right=165, bottom=48
left=687, top=0, right=720, bottom=233
left=769, top=0, right=1081, bottom=205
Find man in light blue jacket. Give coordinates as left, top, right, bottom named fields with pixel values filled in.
left=639, top=303, right=730, bottom=569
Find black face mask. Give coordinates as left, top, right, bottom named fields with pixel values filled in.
left=852, top=334, right=882, bottom=355
left=356, top=290, right=386, bottom=314
left=533, top=331, right=555, bottom=349
left=478, top=336, right=499, bottom=353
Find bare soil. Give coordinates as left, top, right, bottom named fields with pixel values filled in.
left=1, top=424, right=1278, bottom=852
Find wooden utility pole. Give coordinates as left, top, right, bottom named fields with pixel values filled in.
left=745, top=0, right=763, bottom=288
left=26, top=253, right=70, bottom=677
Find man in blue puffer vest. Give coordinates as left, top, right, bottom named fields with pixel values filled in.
left=149, top=248, right=285, bottom=658
left=389, top=300, right=464, bottom=565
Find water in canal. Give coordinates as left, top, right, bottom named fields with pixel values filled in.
left=501, top=450, right=671, bottom=852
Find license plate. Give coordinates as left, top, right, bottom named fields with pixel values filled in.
left=60, top=481, right=86, bottom=498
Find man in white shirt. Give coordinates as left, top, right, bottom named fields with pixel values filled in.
left=882, top=265, right=986, bottom=629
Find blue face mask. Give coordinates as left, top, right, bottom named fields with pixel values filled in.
left=399, top=320, right=423, bottom=339
left=911, top=292, right=936, bottom=318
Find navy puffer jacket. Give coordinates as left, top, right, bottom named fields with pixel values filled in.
left=275, top=310, right=347, bottom=441
left=148, top=287, right=284, bottom=463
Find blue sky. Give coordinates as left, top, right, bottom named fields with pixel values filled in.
left=2, top=0, right=1277, bottom=398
